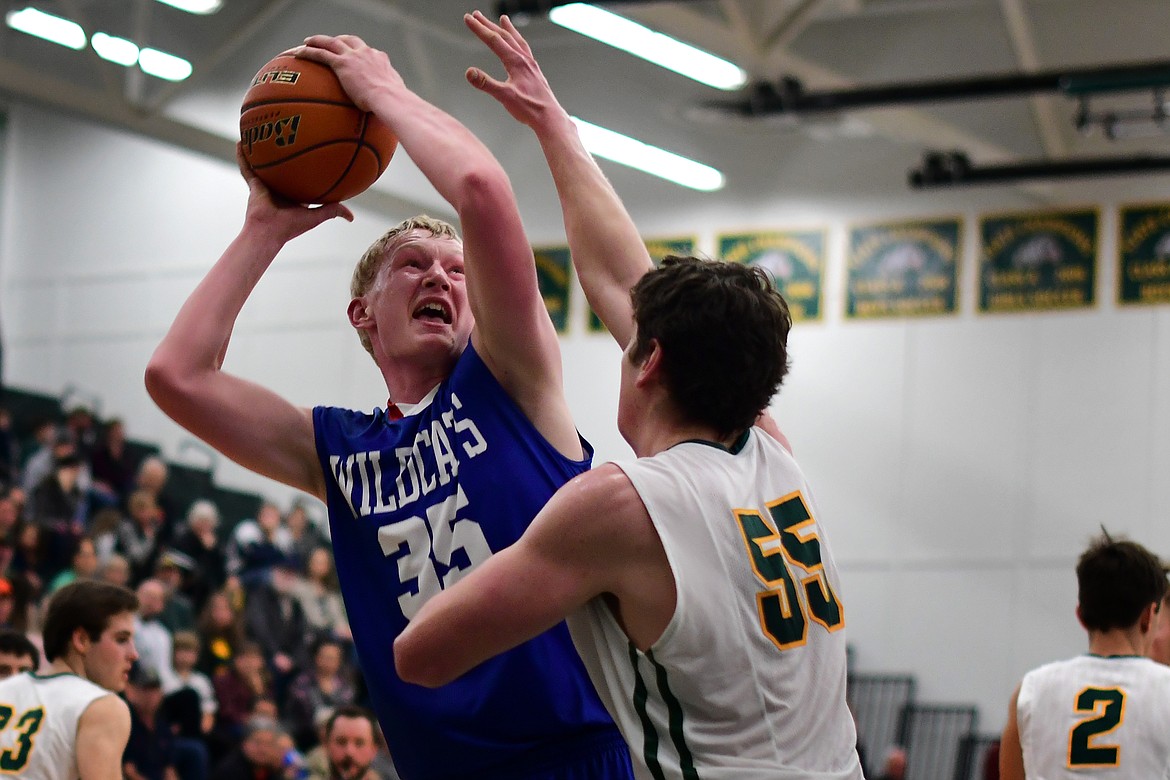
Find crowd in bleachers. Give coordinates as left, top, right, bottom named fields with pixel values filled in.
left=0, top=397, right=399, bottom=780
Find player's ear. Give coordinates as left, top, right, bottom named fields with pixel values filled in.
left=348, top=298, right=372, bottom=329
left=634, top=339, right=664, bottom=388
left=1074, top=604, right=1086, bottom=631
left=1139, top=601, right=1158, bottom=634
left=71, top=626, right=91, bottom=656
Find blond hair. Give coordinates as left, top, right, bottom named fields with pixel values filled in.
left=351, top=215, right=461, bottom=358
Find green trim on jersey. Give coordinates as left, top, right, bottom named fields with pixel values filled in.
left=628, top=644, right=701, bottom=780
left=674, top=429, right=751, bottom=456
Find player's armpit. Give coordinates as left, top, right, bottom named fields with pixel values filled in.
left=78, top=695, right=132, bottom=780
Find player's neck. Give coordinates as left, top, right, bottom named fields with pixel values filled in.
left=1088, top=627, right=1146, bottom=658
left=46, top=657, right=85, bottom=679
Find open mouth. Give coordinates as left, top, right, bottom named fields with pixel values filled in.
left=413, top=301, right=452, bottom=324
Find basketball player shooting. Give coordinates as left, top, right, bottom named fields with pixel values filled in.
left=146, top=33, right=632, bottom=780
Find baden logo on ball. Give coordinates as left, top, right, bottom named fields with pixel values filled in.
left=240, top=52, right=398, bottom=204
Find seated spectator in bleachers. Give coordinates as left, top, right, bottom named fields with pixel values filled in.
left=9, top=522, right=50, bottom=597
left=118, top=489, right=166, bottom=585
left=134, top=456, right=179, bottom=544
left=0, top=487, right=22, bottom=573
left=89, top=505, right=123, bottom=566
left=213, top=641, right=274, bottom=748
left=45, top=535, right=99, bottom=594
left=123, top=665, right=180, bottom=780
left=213, top=716, right=284, bottom=780
left=0, top=408, right=21, bottom=489
left=284, top=637, right=357, bottom=751
left=244, top=557, right=309, bottom=706
left=163, top=630, right=218, bottom=737
left=64, top=405, right=99, bottom=462
left=19, top=419, right=61, bottom=497
left=197, top=589, right=245, bottom=679
left=294, top=547, right=350, bottom=645
left=306, top=705, right=396, bottom=780
left=284, top=502, right=328, bottom=577
left=135, top=578, right=176, bottom=681
left=98, top=551, right=132, bottom=588
left=171, top=499, right=227, bottom=613
left=154, top=551, right=198, bottom=633
left=90, top=417, right=136, bottom=505
left=227, top=502, right=292, bottom=591
left=0, top=627, right=38, bottom=678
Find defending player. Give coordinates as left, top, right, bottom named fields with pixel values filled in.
left=1000, top=533, right=1170, bottom=779
left=0, top=580, right=139, bottom=779
left=146, top=33, right=631, bottom=780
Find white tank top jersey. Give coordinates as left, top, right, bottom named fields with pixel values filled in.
left=567, top=428, right=864, bottom=780
left=0, top=672, right=109, bottom=779
left=1017, top=654, right=1170, bottom=779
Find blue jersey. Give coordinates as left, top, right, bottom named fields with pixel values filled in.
left=314, top=344, right=627, bottom=780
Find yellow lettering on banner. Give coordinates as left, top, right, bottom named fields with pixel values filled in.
left=1129, top=260, right=1170, bottom=281
left=1140, top=282, right=1170, bottom=301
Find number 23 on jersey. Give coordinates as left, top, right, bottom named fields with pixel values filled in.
left=734, top=491, right=845, bottom=651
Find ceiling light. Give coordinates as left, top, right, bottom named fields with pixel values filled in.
left=549, top=3, right=746, bottom=91
left=5, top=7, right=86, bottom=50
left=139, top=48, right=193, bottom=81
left=154, top=0, right=223, bottom=14
left=571, top=117, right=724, bottom=191
left=91, top=32, right=140, bottom=67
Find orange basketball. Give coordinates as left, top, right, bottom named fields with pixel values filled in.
left=240, top=53, right=398, bottom=204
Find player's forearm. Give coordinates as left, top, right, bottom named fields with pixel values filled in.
left=532, top=112, right=652, bottom=346
left=366, top=86, right=512, bottom=219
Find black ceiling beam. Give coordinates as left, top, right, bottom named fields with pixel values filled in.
left=707, top=61, right=1170, bottom=118
left=909, top=151, right=1170, bottom=188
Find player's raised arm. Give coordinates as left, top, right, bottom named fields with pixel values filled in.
left=145, top=158, right=351, bottom=500
left=464, top=11, right=652, bottom=349
left=296, top=35, right=578, bottom=456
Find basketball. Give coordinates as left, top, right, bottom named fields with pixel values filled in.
left=240, top=53, right=398, bottom=204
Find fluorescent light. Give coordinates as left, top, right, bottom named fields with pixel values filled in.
left=91, top=32, right=140, bottom=67
left=139, top=47, right=192, bottom=81
left=5, top=7, right=86, bottom=50
left=154, top=0, right=223, bottom=13
left=571, top=117, right=725, bottom=191
left=550, top=3, right=746, bottom=91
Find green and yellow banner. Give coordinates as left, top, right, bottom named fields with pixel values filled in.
left=1118, top=202, right=1170, bottom=305
left=846, top=218, right=961, bottom=318
left=533, top=246, right=572, bottom=333
left=979, top=208, right=1098, bottom=312
left=588, top=236, right=697, bottom=333
left=718, top=230, right=825, bottom=322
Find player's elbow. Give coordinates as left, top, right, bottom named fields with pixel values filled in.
left=453, top=167, right=513, bottom=216
left=144, top=349, right=201, bottom=415
left=393, top=634, right=456, bottom=688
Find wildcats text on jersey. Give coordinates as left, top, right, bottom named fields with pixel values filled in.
left=328, top=392, right=487, bottom=518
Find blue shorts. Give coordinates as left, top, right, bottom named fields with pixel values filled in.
left=475, top=729, right=635, bottom=780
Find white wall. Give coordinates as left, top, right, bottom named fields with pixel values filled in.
left=3, top=102, right=1169, bottom=735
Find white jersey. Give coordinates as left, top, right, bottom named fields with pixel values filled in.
left=567, top=428, right=864, bottom=780
left=0, top=672, right=109, bottom=779
left=1018, top=654, right=1170, bottom=779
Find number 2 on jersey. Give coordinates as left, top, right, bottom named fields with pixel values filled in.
left=734, top=491, right=844, bottom=651
left=1068, top=687, right=1125, bottom=767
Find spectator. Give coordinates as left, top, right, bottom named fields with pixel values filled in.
left=90, top=417, right=136, bottom=505
left=0, top=408, right=20, bottom=489
left=135, top=578, right=176, bottom=681
left=89, top=506, right=124, bottom=565
left=118, top=489, right=165, bottom=585
left=197, top=589, right=245, bottom=678
left=0, top=487, right=22, bottom=573
left=284, top=503, right=328, bottom=576
left=213, top=717, right=284, bottom=780
left=98, top=552, right=133, bottom=588
left=0, top=627, right=38, bottom=677
left=122, top=665, right=179, bottom=780
left=227, top=502, right=292, bottom=591
left=244, top=558, right=309, bottom=705
left=292, top=548, right=350, bottom=645
left=170, top=499, right=227, bottom=612
left=284, top=637, right=356, bottom=751
left=19, top=420, right=61, bottom=497
left=134, top=456, right=178, bottom=542
left=64, top=405, right=99, bottom=462
left=306, top=706, right=389, bottom=780
left=212, top=642, right=273, bottom=749
left=162, top=630, right=218, bottom=737
left=9, top=522, right=49, bottom=597
left=46, top=535, right=99, bottom=594
left=154, top=552, right=198, bottom=633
